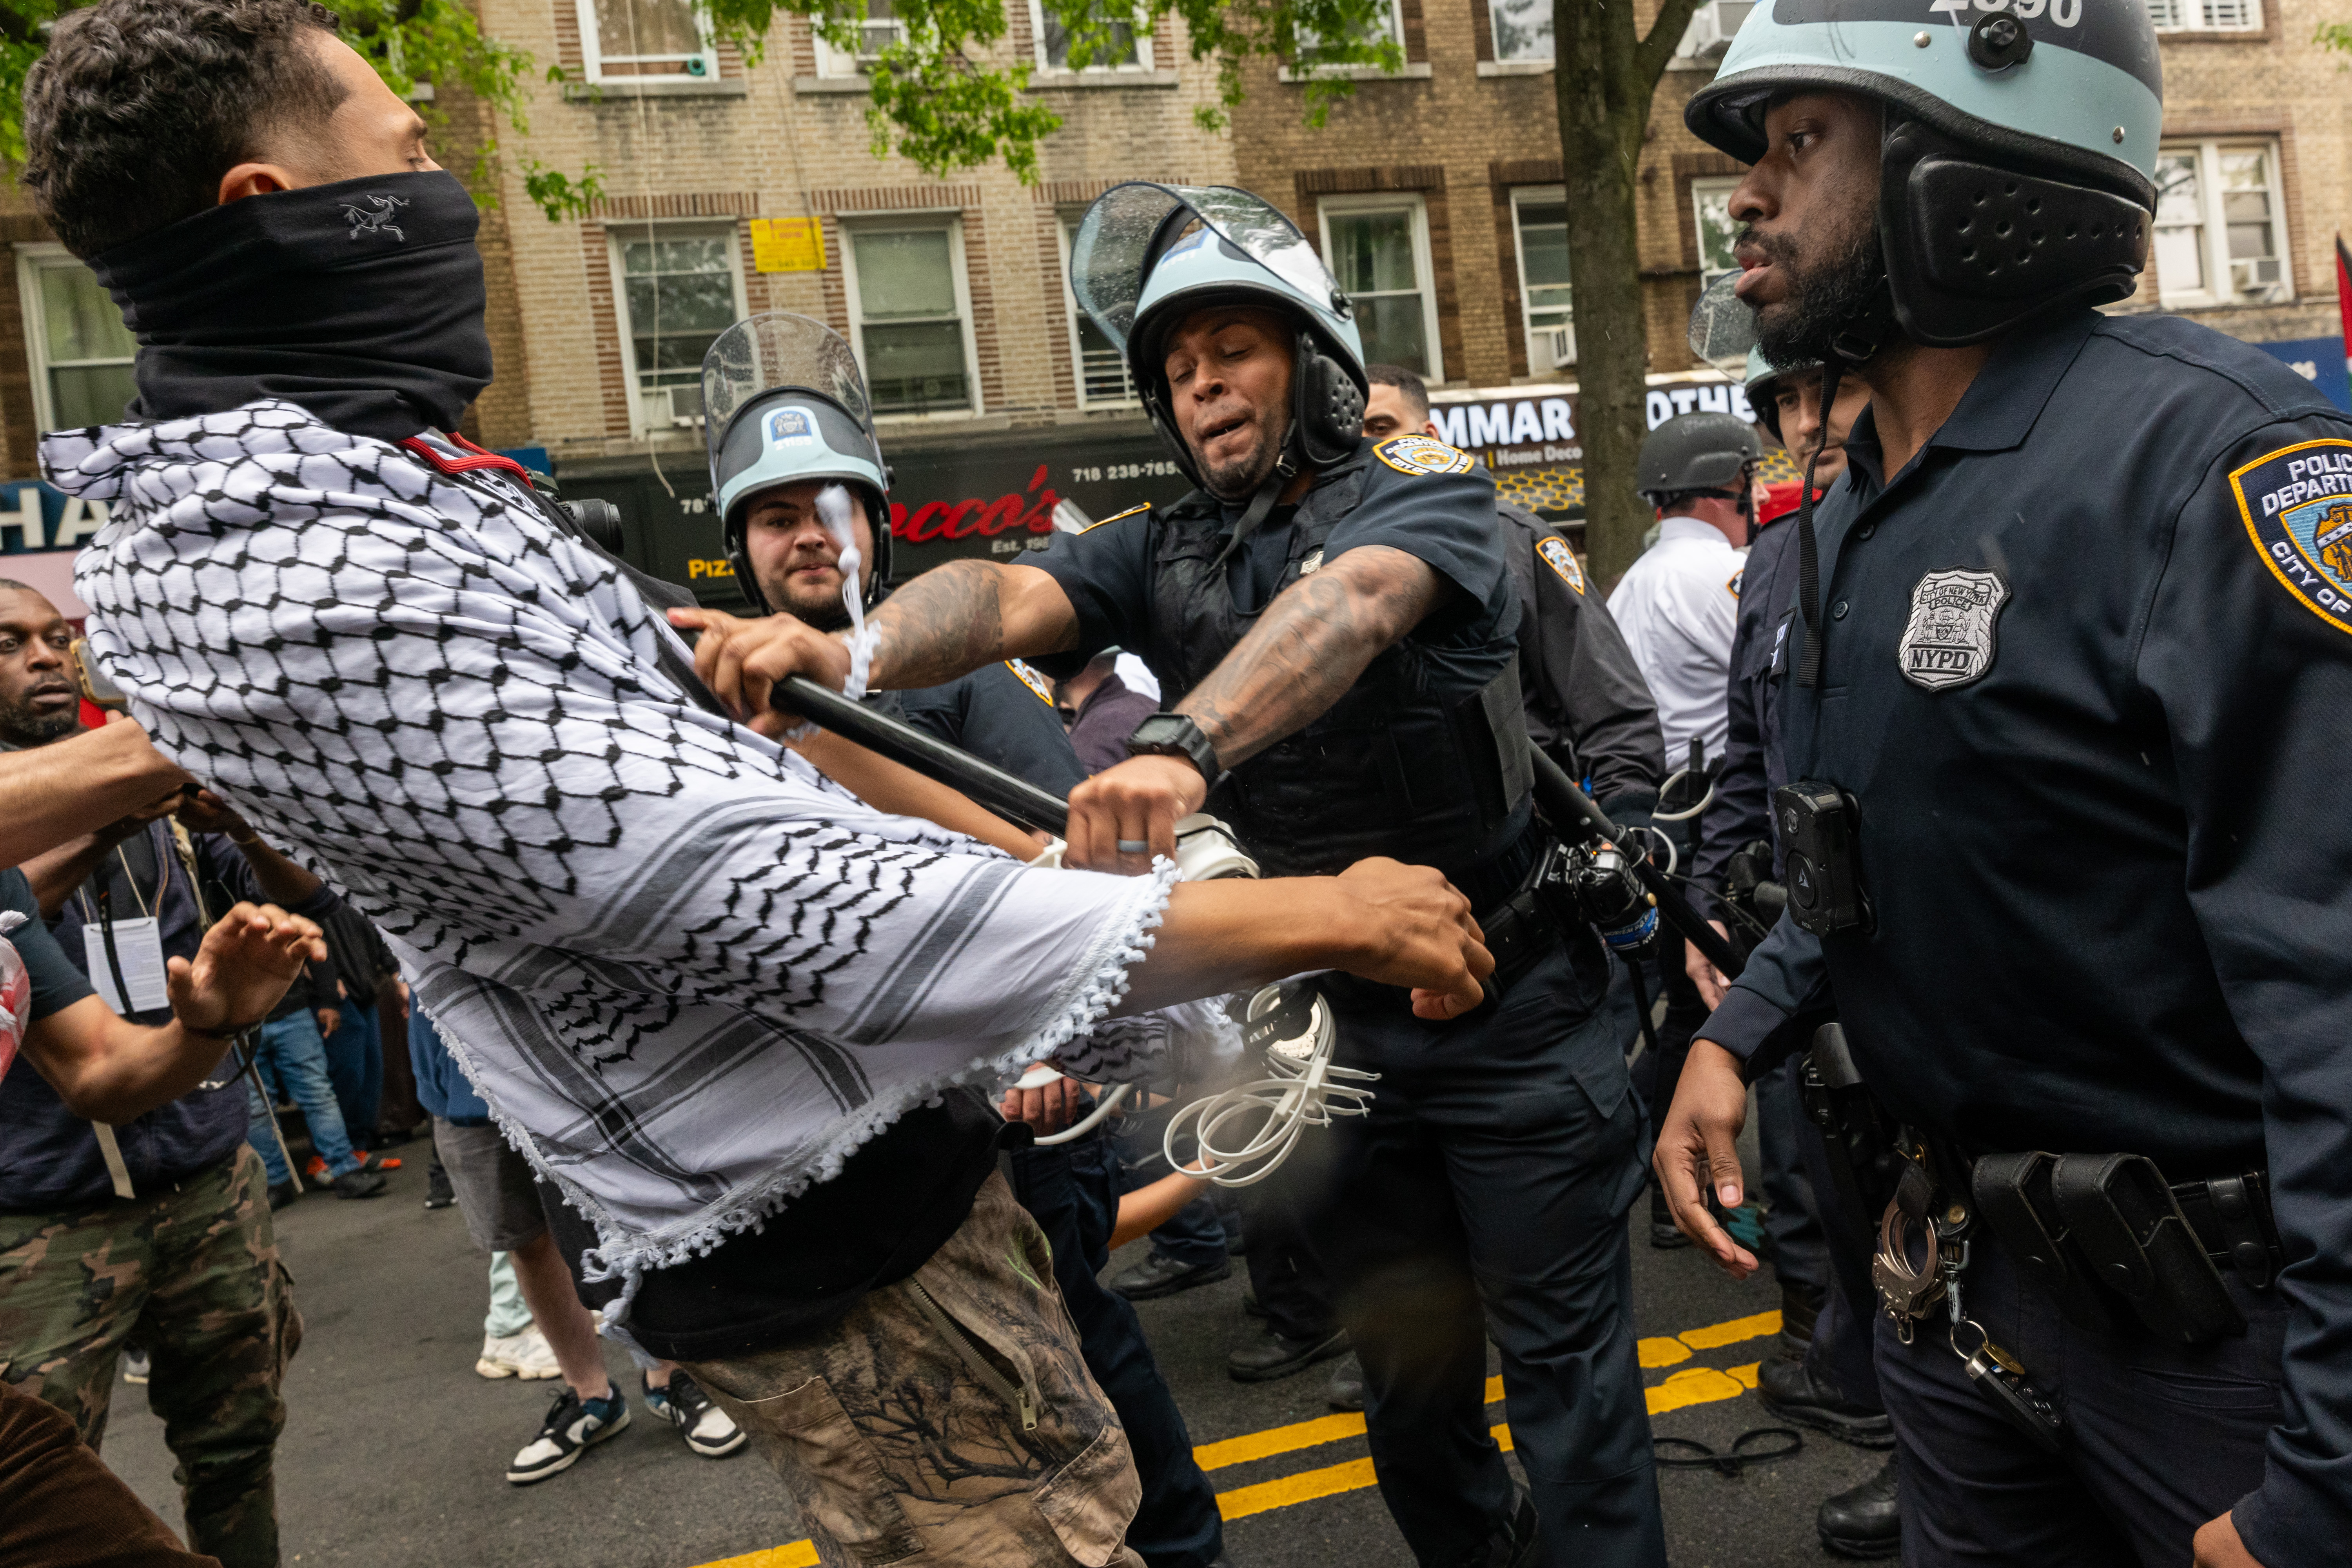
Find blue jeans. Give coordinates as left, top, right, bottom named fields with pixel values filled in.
left=244, top=1012, right=361, bottom=1185
left=318, top=1000, right=382, bottom=1146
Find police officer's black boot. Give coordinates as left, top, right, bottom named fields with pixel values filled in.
left=1817, top=1455, right=1900, bottom=1559
left=1468, top=1486, right=1540, bottom=1568
left=1777, top=1280, right=1824, bottom=1361
left=1757, top=1356, right=1893, bottom=1447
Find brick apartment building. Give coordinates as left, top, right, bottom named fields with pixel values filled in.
left=0, top=0, right=2345, bottom=610
left=1226, top=0, right=2352, bottom=516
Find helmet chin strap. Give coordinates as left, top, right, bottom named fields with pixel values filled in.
left=1207, top=423, right=1301, bottom=577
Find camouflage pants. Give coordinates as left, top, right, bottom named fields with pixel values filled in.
left=686, top=1172, right=1145, bottom=1568
left=0, top=1145, right=301, bottom=1568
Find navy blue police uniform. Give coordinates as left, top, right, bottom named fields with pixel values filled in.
left=1496, top=501, right=1666, bottom=818
left=868, top=658, right=1088, bottom=800
left=1705, top=308, right=2352, bottom=1566
left=1033, top=434, right=1666, bottom=1567
left=1688, top=503, right=1883, bottom=1438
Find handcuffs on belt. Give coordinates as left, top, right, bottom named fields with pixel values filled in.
left=1872, top=1134, right=2067, bottom=1454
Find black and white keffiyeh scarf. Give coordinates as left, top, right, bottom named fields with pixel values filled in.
left=47, top=401, right=1178, bottom=1323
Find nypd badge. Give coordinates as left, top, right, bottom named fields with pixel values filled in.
left=1375, top=435, right=1475, bottom=477
left=1536, top=535, right=1585, bottom=596
left=2230, top=438, right=2352, bottom=635
left=764, top=407, right=820, bottom=450
left=1898, top=569, right=2009, bottom=691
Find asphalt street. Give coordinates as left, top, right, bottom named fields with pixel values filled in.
left=94, top=1141, right=1886, bottom=1568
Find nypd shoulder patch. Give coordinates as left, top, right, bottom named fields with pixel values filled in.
left=1005, top=659, right=1056, bottom=706
left=1080, top=502, right=1152, bottom=534
left=1375, top=435, right=1475, bottom=477
left=2231, top=438, right=2352, bottom=635
left=1535, top=535, right=1585, bottom=596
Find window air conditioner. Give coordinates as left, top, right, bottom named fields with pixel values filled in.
left=1678, top=0, right=1755, bottom=59
left=662, top=385, right=706, bottom=428
left=2230, top=256, right=2284, bottom=297
left=1541, top=325, right=1577, bottom=369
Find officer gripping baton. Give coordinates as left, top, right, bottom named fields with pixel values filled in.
left=777, top=675, right=1071, bottom=836
left=1528, top=748, right=1746, bottom=981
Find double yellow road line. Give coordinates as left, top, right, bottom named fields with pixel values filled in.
left=699, top=1307, right=1784, bottom=1567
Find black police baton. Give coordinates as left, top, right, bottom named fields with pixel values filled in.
left=777, top=675, right=1071, bottom=836
left=1528, top=748, right=1744, bottom=980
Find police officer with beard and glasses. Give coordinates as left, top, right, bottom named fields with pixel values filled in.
left=1659, top=6, right=2352, bottom=1567
left=687, top=312, right=1229, bottom=1568
left=687, top=187, right=1664, bottom=1568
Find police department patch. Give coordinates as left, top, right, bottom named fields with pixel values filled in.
left=1898, top=569, right=2009, bottom=691
left=1375, top=435, right=1474, bottom=477
left=1005, top=659, right=1056, bottom=705
left=2231, top=439, right=2352, bottom=635
left=1080, top=502, right=1151, bottom=534
left=1537, top=535, right=1585, bottom=595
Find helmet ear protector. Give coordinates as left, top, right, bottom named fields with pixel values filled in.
left=1294, top=327, right=1367, bottom=467
left=1878, top=114, right=2150, bottom=348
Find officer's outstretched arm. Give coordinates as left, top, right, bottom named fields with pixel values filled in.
left=1066, top=545, right=1442, bottom=874
left=671, top=563, right=1079, bottom=739
left=1654, top=1038, right=1758, bottom=1280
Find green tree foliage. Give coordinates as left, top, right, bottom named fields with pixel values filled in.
left=0, top=0, right=604, bottom=219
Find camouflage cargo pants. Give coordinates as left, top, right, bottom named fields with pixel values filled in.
left=0, top=1145, right=301, bottom=1568
left=686, top=1172, right=1145, bottom=1568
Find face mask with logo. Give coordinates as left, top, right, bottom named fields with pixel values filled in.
left=87, top=169, right=493, bottom=441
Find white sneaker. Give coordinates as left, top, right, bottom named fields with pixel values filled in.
left=476, top=1328, right=563, bottom=1380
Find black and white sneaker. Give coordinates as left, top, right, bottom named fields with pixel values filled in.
left=645, top=1370, right=746, bottom=1458
left=506, top=1383, right=629, bottom=1485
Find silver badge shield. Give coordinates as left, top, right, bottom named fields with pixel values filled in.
left=1898, top=569, right=2009, bottom=691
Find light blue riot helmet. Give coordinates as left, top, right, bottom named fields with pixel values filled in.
left=1685, top=0, right=2161, bottom=350
left=702, top=312, right=892, bottom=614
left=1070, top=183, right=1368, bottom=494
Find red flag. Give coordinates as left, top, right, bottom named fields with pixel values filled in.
left=2339, top=234, right=2352, bottom=370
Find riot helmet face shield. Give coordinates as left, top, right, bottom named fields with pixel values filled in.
left=702, top=313, right=893, bottom=613
left=1071, top=183, right=1367, bottom=490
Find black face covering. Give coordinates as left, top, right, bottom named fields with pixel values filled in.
left=87, top=169, right=492, bottom=441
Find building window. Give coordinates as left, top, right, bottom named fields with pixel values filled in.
left=1489, top=0, right=1551, bottom=61
left=1510, top=187, right=1573, bottom=372
left=578, top=0, right=719, bottom=81
left=1690, top=175, right=1743, bottom=289
left=1296, top=0, right=1402, bottom=64
left=2149, top=0, right=2260, bottom=29
left=1320, top=196, right=1442, bottom=382
left=815, top=0, right=905, bottom=76
left=843, top=218, right=980, bottom=418
left=2153, top=140, right=2291, bottom=307
left=16, top=245, right=136, bottom=430
left=608, top=225, right=747, bottom=436
left=1059, top=213, right=1137, bottom=407
left=1032, top=0, right=1149, bottom=70
left=1675, top=0, right=1757, bottom=60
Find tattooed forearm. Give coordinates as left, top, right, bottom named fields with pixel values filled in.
left=862, top=560, right=1080, bottom=690
left=1178, top=545, right=1443, bottom=768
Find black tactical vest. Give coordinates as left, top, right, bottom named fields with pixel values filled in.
left=1136, top=447, right=1534, bottom=889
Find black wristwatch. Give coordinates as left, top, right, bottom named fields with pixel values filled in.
left=1125, top=713, right=1220, bottom=786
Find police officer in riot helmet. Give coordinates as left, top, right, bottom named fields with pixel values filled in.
left=687, top=185, right=1666, bottom=1568
left=702, top=312, right=1087, bottom=796
left=1664, top=5, right=2352, bottom=1566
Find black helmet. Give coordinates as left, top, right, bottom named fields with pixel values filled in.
left=1685, top=0, right=2162, bottom=352
left=1637, top=412, right=1762, bottom=501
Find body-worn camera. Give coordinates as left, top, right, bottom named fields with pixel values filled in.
left=1775, top=780, right=1871, bottom=936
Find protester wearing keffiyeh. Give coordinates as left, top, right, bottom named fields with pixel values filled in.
left=50, top=401, right=1184, bottom=1328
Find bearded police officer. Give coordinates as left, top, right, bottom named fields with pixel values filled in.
left=1657, top=6, right=2352, bottom=1567
left=693, top=185, right=1664, bottom=1568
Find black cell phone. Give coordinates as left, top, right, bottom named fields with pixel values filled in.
left=70, top=637, right=128, bottom=712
